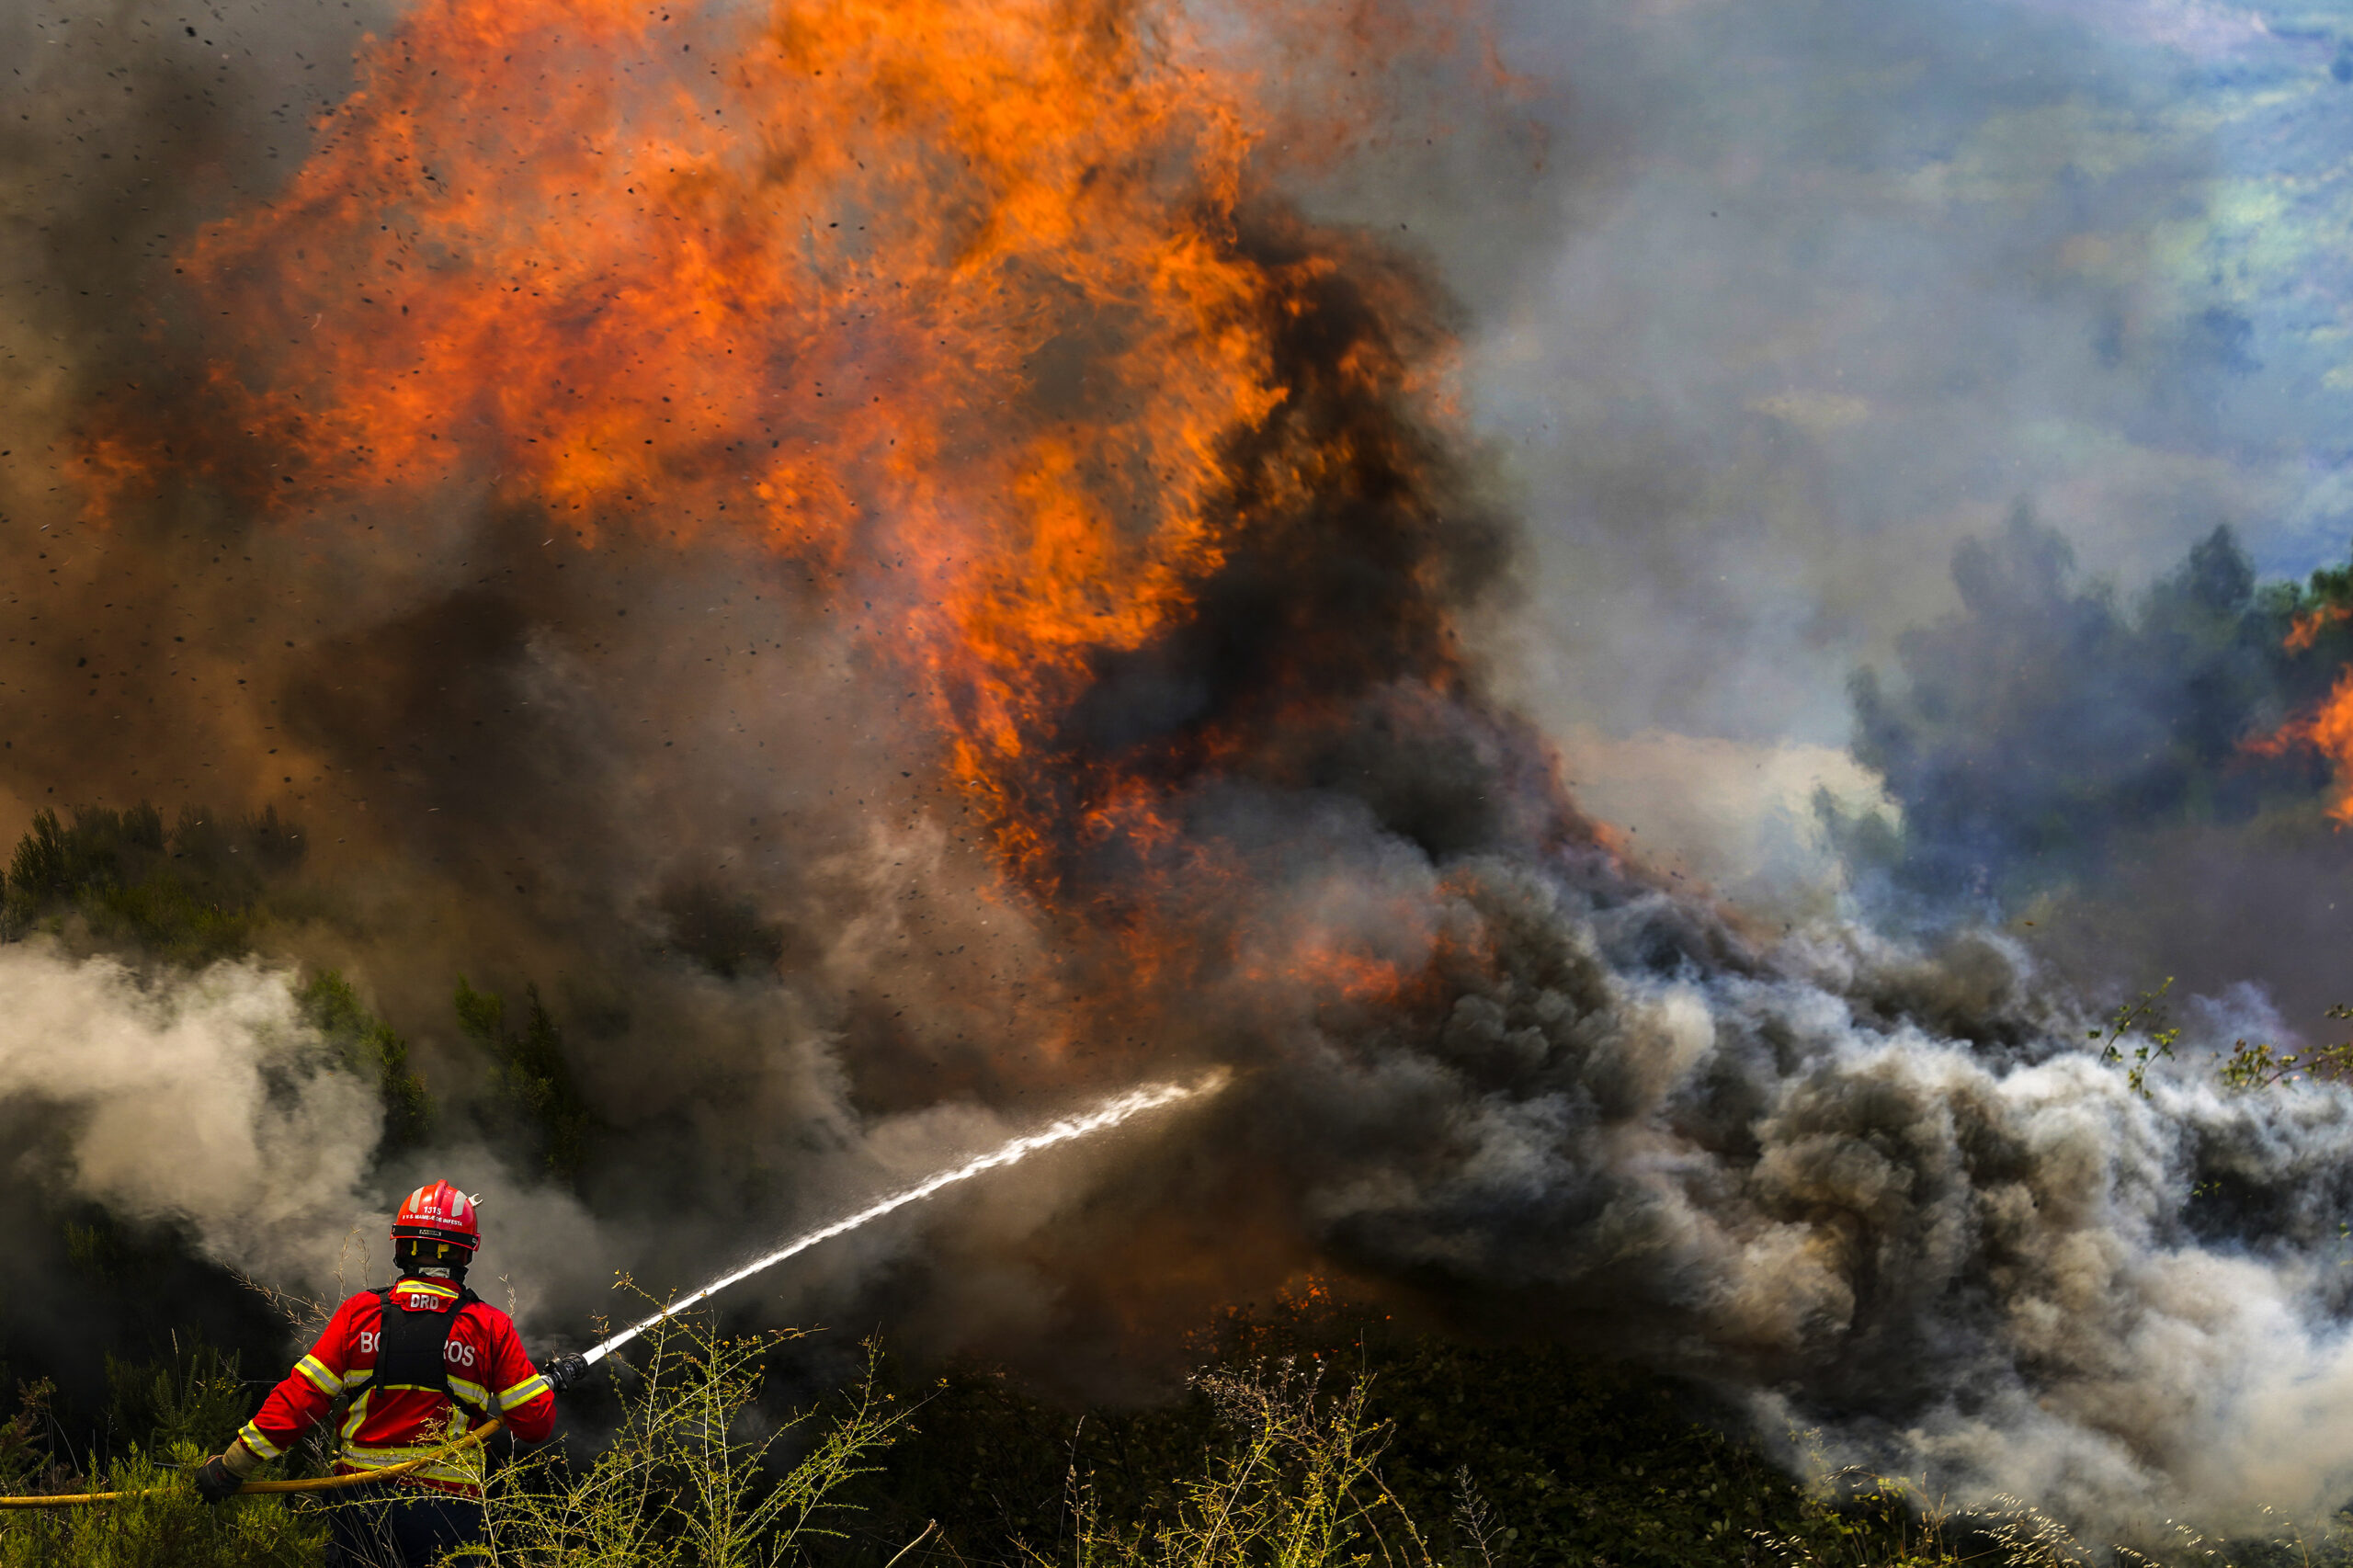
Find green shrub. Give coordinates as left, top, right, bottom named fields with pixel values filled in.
left=0, top=802, right=307, bottom=963
left=0, top=1444, right=324, bottom=1568
left=465, top=1305, right=910, bottom=1566
left=103, top=1335, right=248, bottom=1458
left=0, top=1382, right=54, bottom=1494
left=1749, top=1469, right=1960, bottom=1568
left=1044, top=1364, right=1431, bottom=1568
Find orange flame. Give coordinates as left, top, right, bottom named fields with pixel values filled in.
left=2285, top=604, right=2353, bottom=653
left=66, top=0, right=1566, bottom=1088
left=2252, top=667, right=2353, bottom=826
left=88, top=0, right=1505, bottom=925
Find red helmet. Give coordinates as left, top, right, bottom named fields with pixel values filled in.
left=392, top=1181, right=481, bottom=1254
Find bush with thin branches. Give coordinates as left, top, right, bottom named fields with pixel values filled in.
left=458, top=1304, right=911, bottom=1568
left=1041, top=1362, right=1433, bottom=1568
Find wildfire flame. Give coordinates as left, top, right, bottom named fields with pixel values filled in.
left=2251, top=606, right=2353, bottom=824
left=2284, top=604, right=2352, bottom=653
left=81, top=0, right=1551, bottom=1027
left=68, top=0, right=1562, bottom=1063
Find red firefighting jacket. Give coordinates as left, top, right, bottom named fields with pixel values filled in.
left=236, top=1276, right=557, bottom=1495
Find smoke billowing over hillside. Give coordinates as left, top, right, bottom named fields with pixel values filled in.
left=8, top=0, right=2353, bottom=1540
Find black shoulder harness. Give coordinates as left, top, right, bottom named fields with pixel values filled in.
left=347, top=1283, right=487, bottom=1418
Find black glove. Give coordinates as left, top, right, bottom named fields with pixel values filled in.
left=543, top=1352, right=591, bottom=1394
left=193, top=1455, right=243, bottom=1506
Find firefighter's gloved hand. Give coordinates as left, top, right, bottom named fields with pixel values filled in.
left=196, top=1438, right=262, bottom=1504
left=543, top=1353, right=590, bottom=1394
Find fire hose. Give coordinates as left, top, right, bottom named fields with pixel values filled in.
left=0, top=1416, right=505, bottom=1509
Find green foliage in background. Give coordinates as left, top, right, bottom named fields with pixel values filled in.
left=454, top=978, right=595, bottom=1182
left=1824, top=516, right=2353, bottom=908
left=0, top=806, right=438, bottom=1159
left=300, top=970, right=434, bottom=1150
left=0, top=1381, right=55, bottom=1496
left=0, top=803, right=307, bottom=964
left=1370, top=1337, right=1813, bottom=1566
left=101, top=1337, right=246, bottom=1460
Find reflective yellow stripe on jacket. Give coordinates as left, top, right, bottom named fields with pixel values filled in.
left=234, top=1421, right=287, bottom=1461
left=498, top=1372, right=551, bottom=1410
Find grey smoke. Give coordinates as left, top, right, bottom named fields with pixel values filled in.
left=1176, top=840, right=2353, bottom=1533
left=0, top=933, right=1159, bottom=1350
left=0, top=942, right=634, bottom=1331
left=0, top=944, right=384, bottom=1284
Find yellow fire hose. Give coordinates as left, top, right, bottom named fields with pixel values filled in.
left=0, top=1416, right=506, bottom=1509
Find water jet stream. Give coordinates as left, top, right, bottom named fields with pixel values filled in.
left=580, top=1069, right=1231, bottom=1365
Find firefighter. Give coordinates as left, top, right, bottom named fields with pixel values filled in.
left=189, top=1181, right=594, bottom=1565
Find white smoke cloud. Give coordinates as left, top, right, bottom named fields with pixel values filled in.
left=0, top=943, right=380, bottom=1285
left=1530, top=726, right=1890, bottom=911
left=0, top=941, right=616, bottom=1336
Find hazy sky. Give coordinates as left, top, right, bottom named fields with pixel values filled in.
left=1442, top=0, right=2353, bottom=744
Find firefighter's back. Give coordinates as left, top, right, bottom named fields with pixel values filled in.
left=207, top=1182, right=563, bottom=1568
